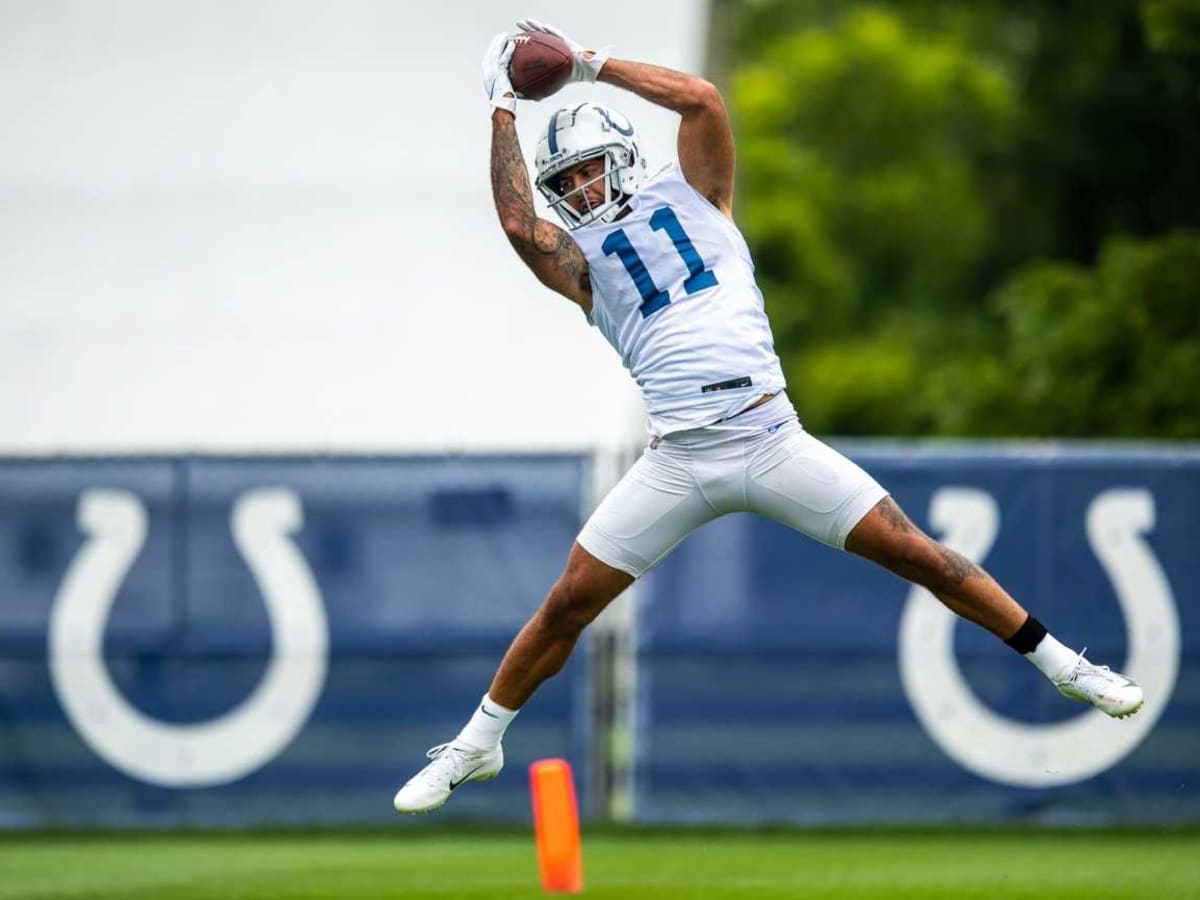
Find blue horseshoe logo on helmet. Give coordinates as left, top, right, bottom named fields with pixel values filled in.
left=594, top=107, right=634, bottom=136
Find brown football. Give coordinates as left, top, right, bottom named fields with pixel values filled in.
left=508, top=33, right=573, bottom=101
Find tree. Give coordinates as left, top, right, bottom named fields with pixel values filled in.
left=979, top=233, right=1200, bottom=437
left=719, top=0, right=1200, bottom=436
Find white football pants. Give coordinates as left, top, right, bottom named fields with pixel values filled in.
left=577, top=393, right=887, bottom=578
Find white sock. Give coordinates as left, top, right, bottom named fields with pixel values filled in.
left=455, top=694, right=518, bottom=751
left=1025, top=633, right=1080, bottom=682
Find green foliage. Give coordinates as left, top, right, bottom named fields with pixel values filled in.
left=722, top=0, right=1200, bottom=437
left=733, top=8, right=1013, bottom=343
left=985, top=233, right=1200, bottom=437
left=1143, top=0, right=1200, bottom=54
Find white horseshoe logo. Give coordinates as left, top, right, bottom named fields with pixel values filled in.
left=49, top=488, right=329, bottom=787
left=899, top=487, right=1179, bottom=787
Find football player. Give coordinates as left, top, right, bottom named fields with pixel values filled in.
left=393, top=20, right=1143, bottom=813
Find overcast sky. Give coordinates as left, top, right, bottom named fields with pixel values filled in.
left=0, top=0, right=710, bottom=452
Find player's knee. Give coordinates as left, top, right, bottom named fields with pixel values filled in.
left=539, top=578, right=600, bottom=639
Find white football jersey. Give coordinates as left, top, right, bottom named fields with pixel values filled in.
left=569, top=160, right=787, bottom=436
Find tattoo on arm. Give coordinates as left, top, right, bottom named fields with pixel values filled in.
left=490, top=112, right=536, bottom=238
left=529, top=221, right=591, bottom=298
left=490, top=113, right=591, bottom=304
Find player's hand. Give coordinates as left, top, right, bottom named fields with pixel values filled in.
left=482, top=32, right=517, bottom=114
left=515, top=19, right=610, bottom=83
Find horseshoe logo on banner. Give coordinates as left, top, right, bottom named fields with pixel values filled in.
left=899, top=488, right=1180, bottom=787
left=49, top=488, right=329, bottom=788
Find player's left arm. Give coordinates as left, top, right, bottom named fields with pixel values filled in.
left=598, top=60, right=735, bottom=219
left=515, top=20, right=735, bottom=219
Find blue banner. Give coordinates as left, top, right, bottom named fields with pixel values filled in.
left=635, top=445, right=1200, bottom=824
left=1, top=448, right=1197, bottom=828
left=0, top=456, right=589, bottom=827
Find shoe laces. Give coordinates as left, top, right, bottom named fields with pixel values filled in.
left=415, top=742, right=478, bottom=785
left=1063, top=647, right=1116, bottom=683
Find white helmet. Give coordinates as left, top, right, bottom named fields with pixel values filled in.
left=534, top=103, right=647, bottom=229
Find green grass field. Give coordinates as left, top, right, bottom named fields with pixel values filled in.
left=2, top=829, right=1197, bottom=900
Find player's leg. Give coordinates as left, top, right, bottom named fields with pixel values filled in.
left=391, top=543, right=632, bottom=815
left=486, top=541, right=634, bottom=711
left=394, top=443, right=719, bottom=813
left=843, top=497, right=1143, bottom=716
left=844, top=496, right=1026, bottom=638
left=743, top=422, right=1143, bottom=719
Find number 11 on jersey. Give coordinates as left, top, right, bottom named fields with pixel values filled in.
left=601, top=206, right=719, bottom=318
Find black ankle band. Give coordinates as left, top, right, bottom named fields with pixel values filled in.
left=1004, top=615, right=1047, bottom=654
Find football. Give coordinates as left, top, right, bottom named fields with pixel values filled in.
left=509, top=33, right=573, bottom=101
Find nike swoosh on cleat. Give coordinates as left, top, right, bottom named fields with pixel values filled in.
left=449, top=763, right=487, bottom=791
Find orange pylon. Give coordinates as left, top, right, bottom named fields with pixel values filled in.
left=529, top=758, right=583, bottom=893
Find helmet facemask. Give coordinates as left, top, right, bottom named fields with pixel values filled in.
left=534, top=104, right=647, bottom=230
left=537, top=146, right=634, bottom=229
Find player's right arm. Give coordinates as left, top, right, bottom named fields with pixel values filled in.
left=490, top=108, right=592, bottom=313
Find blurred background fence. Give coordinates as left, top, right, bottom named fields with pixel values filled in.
left=0, top=447, right=1195, bottom=828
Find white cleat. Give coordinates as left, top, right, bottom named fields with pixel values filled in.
left=1054, top=650, right=1144, bottom=718
left=392, top=741, right=503, bottom=814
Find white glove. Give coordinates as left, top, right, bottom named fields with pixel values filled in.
left=516, top=18, right=610, bottom=83
left=481, top=32, right=517, bottom=114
